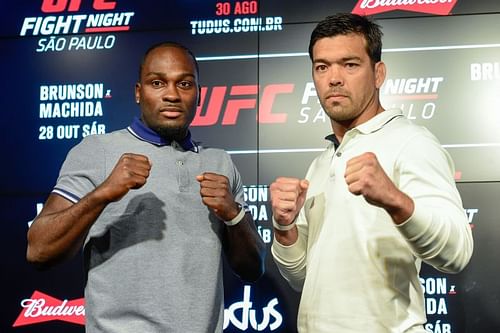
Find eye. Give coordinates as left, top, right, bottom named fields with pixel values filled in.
left=178, top=80, right=194, bottom=89
left=345, top=62, right=359, bottom=69
left=315, top=64, right=328, bottom=72
left=151, top=80, right=164, bottom=87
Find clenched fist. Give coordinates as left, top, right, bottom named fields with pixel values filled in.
left=344, top=152, right=414, bottom=224
left=197, top=172, right=239, bottom=221
left=97, top=153, right=152, bottom=203
left=270, top=177, right=309, bottom=227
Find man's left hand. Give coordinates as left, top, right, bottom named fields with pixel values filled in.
left=197, top=172, right=240, bottom=221
left=344, top=152, right=414, bottom=224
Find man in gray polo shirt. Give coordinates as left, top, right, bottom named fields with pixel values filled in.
left=27, top=41, right=266, bottom=332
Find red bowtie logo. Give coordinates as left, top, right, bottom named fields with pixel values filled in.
left=13, top=290, right=85, bottom=327
left=352, top=0, right=458, bottom=16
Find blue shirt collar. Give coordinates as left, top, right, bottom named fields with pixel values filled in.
left=325, top=133, right=340, bottom=149
left=127, top=117, right=198, bottom=152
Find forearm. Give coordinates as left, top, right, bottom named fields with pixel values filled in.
left=223, top=213, right=266, bottom=282
left=271, top=230, right=307, bottom=291
left=392, top=132, right=473, bottom=273
left=397, top=201, right=473, bottom=273
left=27, top=190, right=110, bottom=268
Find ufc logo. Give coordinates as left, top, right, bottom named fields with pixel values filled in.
left=41, top=0, right=116, bottom=12
left=193, top=84, right=294, bottom=126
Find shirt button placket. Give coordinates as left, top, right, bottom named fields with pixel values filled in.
left=176, top=159, right=189, bottom=191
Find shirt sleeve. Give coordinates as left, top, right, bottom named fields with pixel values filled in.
left=270, top=158, right=320, bottom=291
left=53, top=135, right=106, bottom=203
left=223, top=152, right=250, bottom=213
left=271, top=216, right=308, bottom=291
left=395, top=130, right=473, bottom=273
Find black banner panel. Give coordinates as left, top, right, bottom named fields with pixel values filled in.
left=1, top=1, right=499, bottom=332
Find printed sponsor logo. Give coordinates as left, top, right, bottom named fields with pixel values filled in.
left=192, top=84, right=294, bottom=126
left=190, top=1, right=283, bottom=35
left=19, top=0, right=135, bottom=52
left=352, top=0, right=458, bottom=16
left=224, top=285, right=283, bottom=331
left=13, top=291, right=85, bottom=327
left=15, top=287, right=282, bottom=331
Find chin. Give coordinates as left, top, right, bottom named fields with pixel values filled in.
left=156, top=125, right=188, bottom=141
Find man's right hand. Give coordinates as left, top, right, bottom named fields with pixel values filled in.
left=97, top=153, right=152, bottom=202
left=270, top=177, right=309, bottom=227
left=27, top=153, right=151, bottom=268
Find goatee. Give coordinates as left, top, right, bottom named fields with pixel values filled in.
left=154, top=126, right=188, bottom=142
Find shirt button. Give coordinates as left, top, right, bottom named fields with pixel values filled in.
left=336, top=152, right=342, bottom=157
left=176, top=160, right=184, bottom=166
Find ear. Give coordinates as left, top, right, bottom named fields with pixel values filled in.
left=135, top=82, right=141, bottom=104
left=374, top=61, right=386, bottom=89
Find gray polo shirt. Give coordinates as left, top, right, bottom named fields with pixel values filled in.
left=53, top=119, right=246, bottom=332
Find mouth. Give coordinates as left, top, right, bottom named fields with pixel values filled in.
left=326, top=94, right=347, bottom=102
left=159, top=106, right=183, bottom=118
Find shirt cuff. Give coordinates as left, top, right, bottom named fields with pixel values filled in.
left=395, top=201, right=432, bottom=241
left=271, top=232, right=306, bottom=263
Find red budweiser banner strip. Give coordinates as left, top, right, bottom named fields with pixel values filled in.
left=13, top=291, right=85, bottom=327
left=352, top=0, right=458, bottom=16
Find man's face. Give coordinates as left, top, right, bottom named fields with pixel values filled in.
left=312, top=33, right=385, bottom=127
left=135, top=46, right=199, bottom=140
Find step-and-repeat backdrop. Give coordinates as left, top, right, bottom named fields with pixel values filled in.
left=1, top=1, right=499, bottom=332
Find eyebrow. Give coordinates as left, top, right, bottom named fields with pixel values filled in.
left=313, top=56, right=362, bottom=64
left=144, top=71, right=196, bottom=79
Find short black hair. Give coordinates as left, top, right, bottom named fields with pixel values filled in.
left=138, top=41, right=200, bottom=79
left=308, top=13, right=383, bottom=64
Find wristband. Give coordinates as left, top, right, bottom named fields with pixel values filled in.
left=224, top=204, right=245, bottom=226
left=272, top=216, right=296, bottom=231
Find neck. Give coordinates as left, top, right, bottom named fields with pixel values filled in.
left=331, top=103, right=384, bottom=142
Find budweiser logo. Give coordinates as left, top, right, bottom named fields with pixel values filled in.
left=352, top=0, right=458, bottom=16
left=13, top=291, right=85, bottom=327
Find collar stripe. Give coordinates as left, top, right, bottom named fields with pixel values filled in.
left=127, top=117, right=198, bottom=152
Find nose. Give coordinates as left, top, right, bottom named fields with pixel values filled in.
left=328, top=66, right=343, bottom=87
left=162, top=83, right=181, bottom=102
